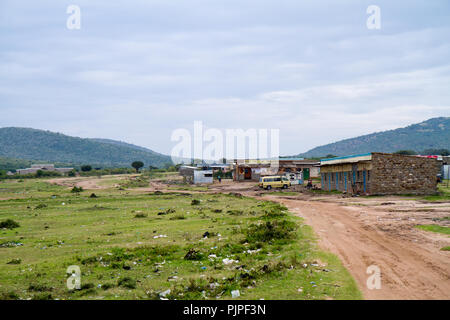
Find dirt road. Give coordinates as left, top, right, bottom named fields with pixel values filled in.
left=262, top=196, right=450, bottom=300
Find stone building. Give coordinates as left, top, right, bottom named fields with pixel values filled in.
left=320, top=153, right=441, bottom=195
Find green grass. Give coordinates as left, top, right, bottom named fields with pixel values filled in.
left=0, top=178, right=361, bottom=300
left=265, top=192, right=299, bottom=196
left=415, top=224, right=450, bottom=235
left=310, top=189, right=342, bottom=195
left=422, top=181, right=450, bottom=202
left=440, top=246, right=450, bottom=251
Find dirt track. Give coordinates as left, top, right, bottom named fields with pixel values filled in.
left=263, top=196, right=450, bottom=299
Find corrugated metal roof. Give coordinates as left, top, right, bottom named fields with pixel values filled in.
left=320, top=153, right=372, bottom=165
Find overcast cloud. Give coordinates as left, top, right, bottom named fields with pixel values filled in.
left=0, top=0, right=449, bottom=155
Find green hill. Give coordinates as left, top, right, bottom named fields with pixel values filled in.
left=299, top=117, right=450, bottom=158
left=0, top=127, right=172, bottom=168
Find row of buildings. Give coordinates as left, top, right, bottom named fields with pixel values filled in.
left=9, top=164, right=74, bottom=175
left=179, top=153, right=447, bottom=196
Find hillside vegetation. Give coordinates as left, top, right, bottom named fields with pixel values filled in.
left=0, top=127, right=172, bottom=168
left=299, top=117, right=450, bottom=158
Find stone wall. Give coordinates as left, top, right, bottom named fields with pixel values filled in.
left=370, top=153, right=440, bottom=195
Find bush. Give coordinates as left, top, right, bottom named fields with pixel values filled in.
left=71, top=186, right=84, bottom=193
left=0, top=291, right=19, bottom=300
left=245, top=220, right=297, bottom=243
left=117, top=277, right=136, bottom=289
left=81, top=165, right=92, bottom=172
left=134, top=213, right=148, bottom=218
left=191, top=199, right=200, bottom=205
left=0, top=219, right=20, bottom=229
left=184, top=248, right=204, bottom=261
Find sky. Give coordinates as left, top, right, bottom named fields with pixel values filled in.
left=1, top=0, right=449, bottom=156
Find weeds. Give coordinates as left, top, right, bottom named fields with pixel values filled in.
left=28, top=283, right=53, bottom=292
left=0, top=219, right=20, bottom=229
left=134, top=212, right=148, bottom=218
left=6, top=258, right=21, bottom=265
left=184, top=248, right=204, bottom=261
left=245, top=220, right=297, bottom=243
left=0, top=291, right=19, bottom=300
left=118, top=277, right=136, bottom=289
left=169, top=214, right=186, bottom=220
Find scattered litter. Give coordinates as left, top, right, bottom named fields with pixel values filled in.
left=223, top=258, right=238, bottom=265
left=168, top=276, right=178, bottom=281
left=160, top=289, right=171, bottom=298
left=153, top=234, right=168, bottom=239
left=231, top=290, right=240, bottom=298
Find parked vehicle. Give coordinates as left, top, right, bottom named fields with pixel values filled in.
left=259, top=175, right=291, bottom=190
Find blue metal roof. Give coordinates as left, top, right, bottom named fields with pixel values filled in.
left=320, top=153, right=372, bottom=162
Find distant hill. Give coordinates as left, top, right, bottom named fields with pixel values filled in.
left=299, top=117, right=450, bottom=158
left=0, top=127, right=172, bottom=168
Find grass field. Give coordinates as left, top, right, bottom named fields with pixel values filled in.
left=415, top=224, right=450, bottom=235
left=0, top=178, right=361, bottom=300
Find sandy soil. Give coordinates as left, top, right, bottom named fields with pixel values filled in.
left=47, top=175, right=129, bottom=190
left=46, top=177, right=450, bottom=299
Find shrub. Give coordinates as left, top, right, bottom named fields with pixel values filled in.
left=81, top=165, right=92, bottom=172
left=169, top=214, right=186, bottom=220
left=7, top=258, right=21, bottom=265
left=0, top=291, right=19, bottom=300
left=31, top=293, right=53, bottom=300
left=134, top=213, right=148, bottom=218
left=245, top=220, right=297, bottom=243
left=191, top=199, right=200, bottom=205
left=0, top=219, right=20, bottom=229
left=71, top=186, right=84, bottom=193
left=117, top=277, right=136, bottom=289
left=184, top=248, right=204, bottom=261
left=28, top=283, right=52, bottom=292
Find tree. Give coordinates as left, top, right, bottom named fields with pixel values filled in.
left=68, top=169, right=76, bottom=177
left=81, top=165, right=92, bottom=172
left=422, top=148, right=450, bottom=156
left=324, top=154, right=337, bottom=159
left=131, top=161, right=144, bottom=173
left=394, top=150, right=417, bottom=155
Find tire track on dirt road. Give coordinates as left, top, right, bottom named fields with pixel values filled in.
left=262, top=196, right=450, bottom=300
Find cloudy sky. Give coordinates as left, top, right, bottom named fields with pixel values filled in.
left=1, top=0, right=449, bottom=156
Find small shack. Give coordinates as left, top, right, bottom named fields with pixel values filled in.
left=179, top=166, right=213, bottom=184
left=320, top=152, right=441, bottom=195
